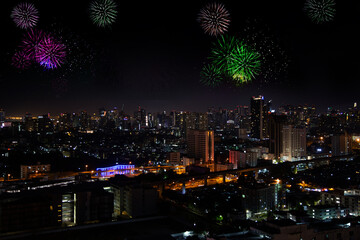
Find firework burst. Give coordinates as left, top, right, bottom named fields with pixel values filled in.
left=11, top=50, right=32, bottom=69
left=209, top=35, right=238, bottom=72
left=200, top=64, right=223, bottom=87
left=35, top=35, right=66, bottom=69
left=21, top=29, right=46, bottom=60
left=198, top=2, right=230, bottom=36
left=11, top=2, right=39, bottom=29
left=304, top=0, right=336, bottom=24
left=89, top=0, right=118, bottom=27
left=227, top=43, right=261, bottom=84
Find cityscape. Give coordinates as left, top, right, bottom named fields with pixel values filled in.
left=1, top=0, right=360, bottom=240
left=2, top=97, right=360, bottom=239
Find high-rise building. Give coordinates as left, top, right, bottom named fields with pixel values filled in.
left=269, top=114, right=287, bottom=159
left=331, top=131, right=352, bottom=156
left=0, top=109, right=5, bottom=122
left=250, top=96, right=265, bottom=140
left=167, top=152, right=181, bottom=165
left=187, top=129, right=214, bottom=163
left=281, top=125, right=307, bottom=161
left=229, top=150, right=241, bottom=168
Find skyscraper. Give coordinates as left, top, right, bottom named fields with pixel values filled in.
left=187, top=129, right=214, bottom=164
left=281, top=125, right=307, bottom=161
left=0, top=109, right=5, bottom=122
left=250, top=96, right=265, bottom=140
left=269, top=114, right=287, bottom=159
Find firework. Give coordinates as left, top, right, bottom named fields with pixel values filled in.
left=209, top=35, right=238, bottom=72
left=11, top=50, right=32, bottom=69
left=11, top=2, right=39, bottom=29
left=35, top=35, right=66, bottom=69
left=21, top=28, right=46, bottom=60
left=47, top=23, right=95, bottom=74
left=89, top=0, right=117, bottom=27
left=198, top=2, right=230, bottom=36
left=304, top=0, right=336, bottom=24
left=200, top=64, right=223, bottom=87
left=227, top=42, right=261, bottom=84
left=240, top=19, right=289, bottom=86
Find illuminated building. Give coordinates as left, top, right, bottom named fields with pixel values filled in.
left=96, top=164, right=135, bottom=178
left=0, top=183, right=113, bottom=233
left=134, top=106, right=146, bottom=129
left=20, top=163, right=51, bottom=179
left=0, top=108, right=5, bottom=122
left=167, top=152, right=181, bottom=165
left=281, top=125, right=306, bottom=161
left=241, top=183, right=275, bottom=216
left=229, top=150, right=241, bottom=168
left=331, top=131, right=352, bottom=156
left=35, top=114, right=54, bottom=134
left=250, top=95, right=265, bottom=140
left=186, top=129, right=214, bottom=164
left=269, top=114, right=287, bottom=159
left=109, top=183, right=158, bottom=218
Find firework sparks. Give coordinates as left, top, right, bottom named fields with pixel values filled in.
left=227, top=42, right=261, bottom=84
left=35, top=35, right=66, bottom=69
left=11, top=2, right=39, bottom=29
left=198, top=2, right=230, bottom=36
left=89, top=0, right=118, bottom=27
left=209, top=35, right=238, bottom=72
left=200, top=64, right=223, bottom=87
left=304, top=0, right=336, bottom=24
left=11, top=50, right=32, bottom=69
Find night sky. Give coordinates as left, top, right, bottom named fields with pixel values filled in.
left=1, top=0, right=360, bottom=115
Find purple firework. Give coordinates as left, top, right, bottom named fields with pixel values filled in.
left=11, top=2, right=39, bottom=29
left=35, top=35, right=66, bottom=69
left=198, top=2, right=230, bottom=36
left=11, top=50, right=32, bottom=69
left=21, top=28, right=46, bottom=60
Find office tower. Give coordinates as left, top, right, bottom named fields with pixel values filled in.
left=167, top=152, right=181, bottom=165
left=80, top=111, right=90, bottom=131
left=269, top=114, right=287, bottom=159
left=187, top=129, right=214, bottom=163
left=331, top=131, right=352, bottom=156
left=281, top=125, right=306, bottom=161
left=36, top=114, right=54, bottom=133
left=250, top=95, right=265, bottom=140
left=0, top=109, right=5, bottom=122
left=229, top=150, right=240, bottom=165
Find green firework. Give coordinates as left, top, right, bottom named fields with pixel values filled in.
left=200, top=64, right=223, bottom=87
left=209, top=35, right=239, bottom=72
left=89, top=0, right=117, bottom=27
left=304, top=0, right=336, bottom=24
left=227, top=42, right=261, bottom=84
